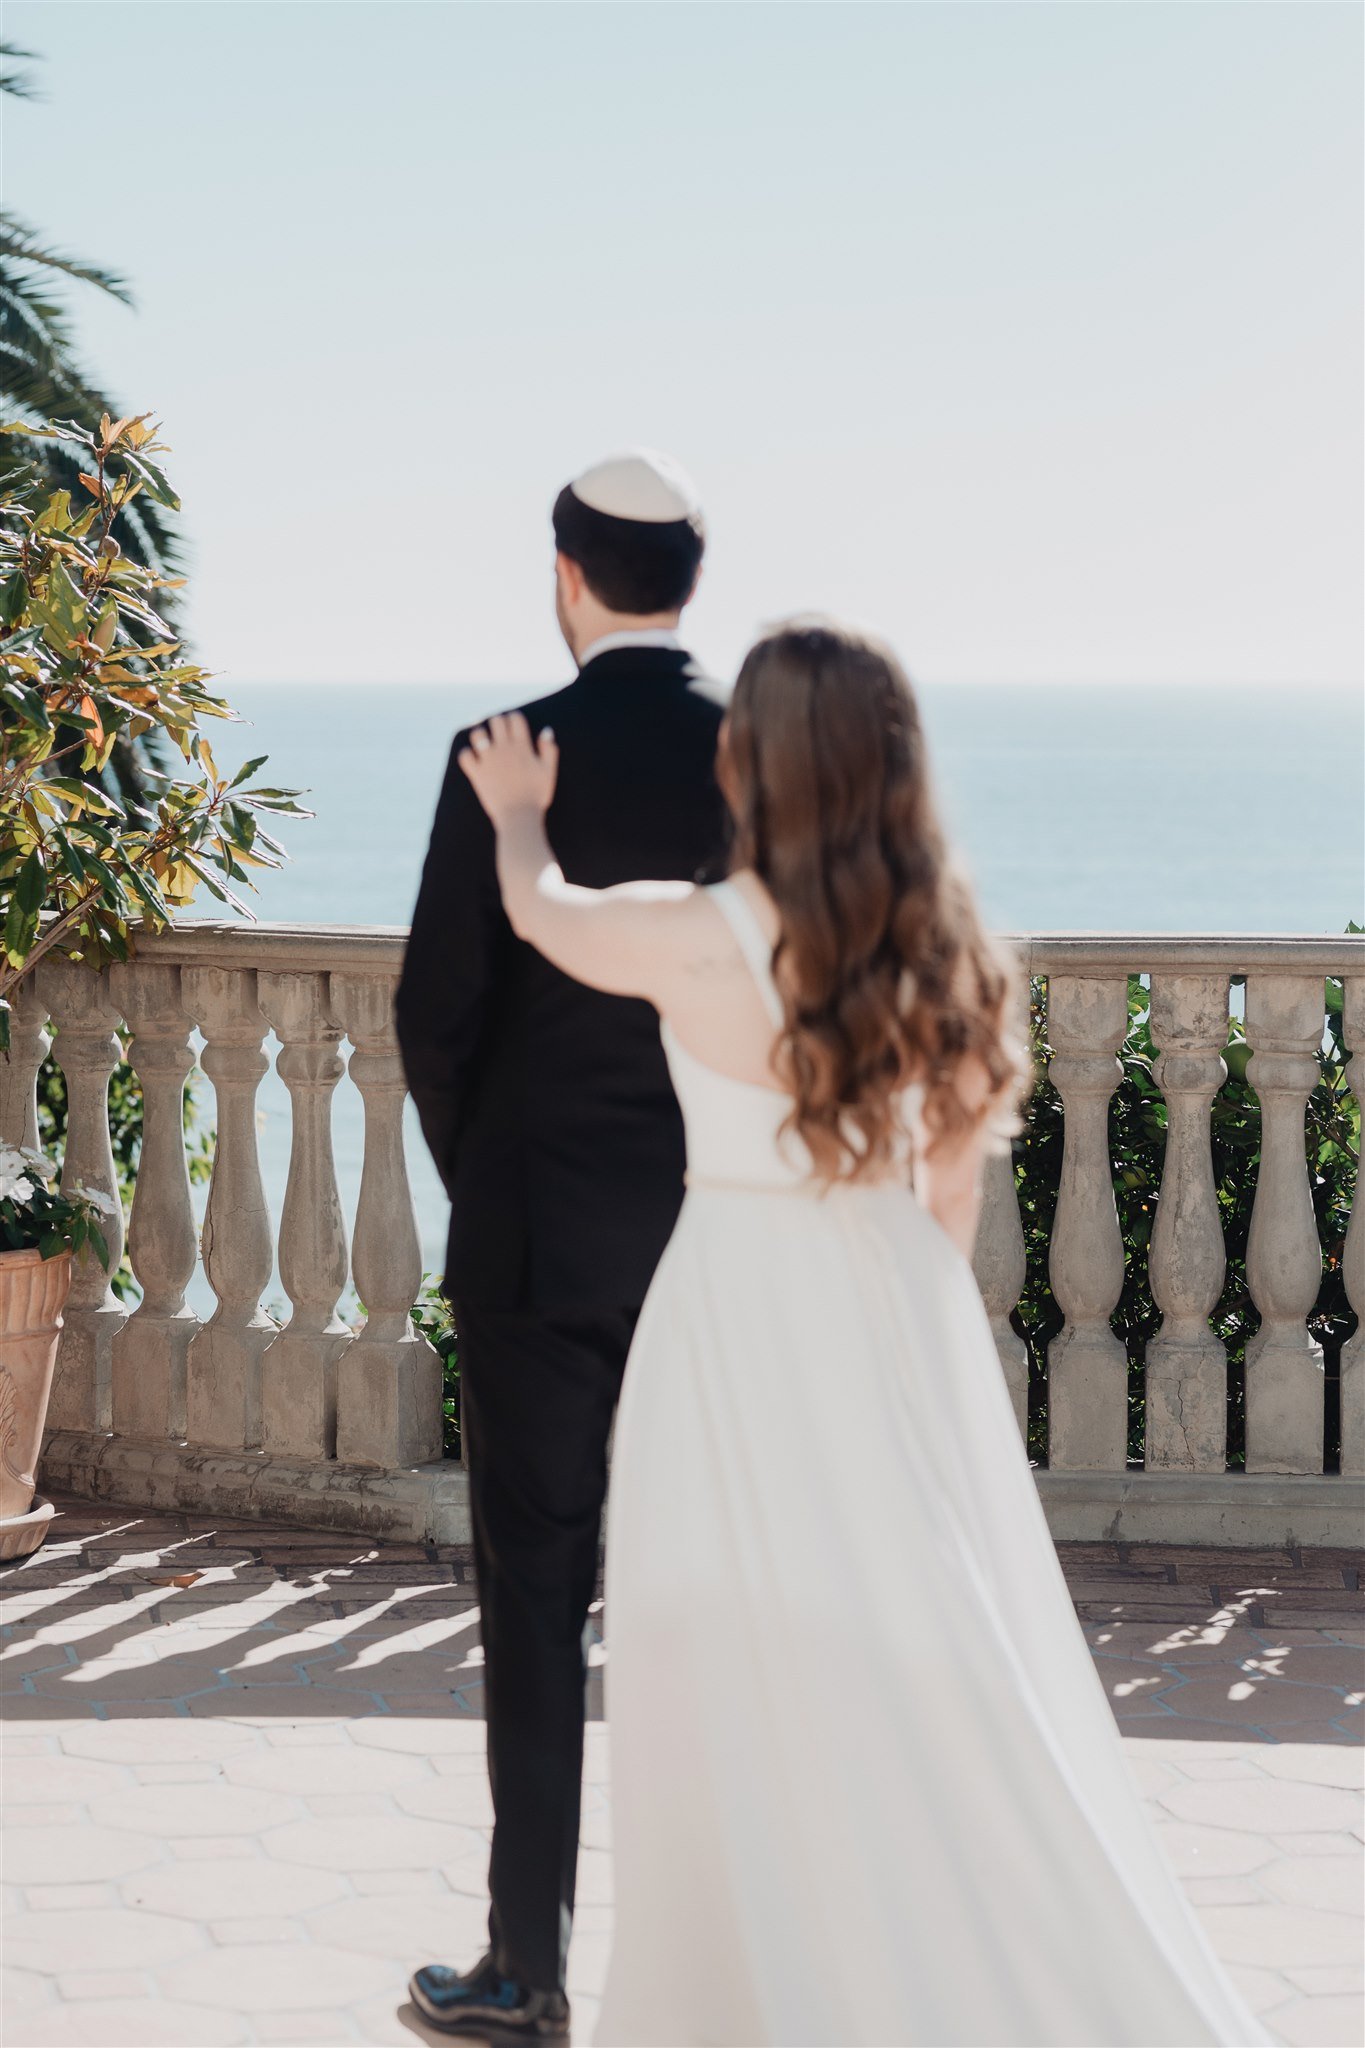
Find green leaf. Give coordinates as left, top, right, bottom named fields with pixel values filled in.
left=121, top=454, right=181, bottom=511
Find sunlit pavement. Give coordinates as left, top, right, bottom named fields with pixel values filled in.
left=2, top=1497, right=1361, bottom=2048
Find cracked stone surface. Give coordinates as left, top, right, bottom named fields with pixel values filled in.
left=2, top=1495, right=1361, bottom=2046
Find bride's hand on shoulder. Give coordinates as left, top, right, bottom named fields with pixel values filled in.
left=459, top=713, right=559, bottom=825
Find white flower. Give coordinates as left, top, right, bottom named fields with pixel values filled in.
left=0, top=1171, right=36, bottom=1206
left=20, top=1147, right=57, bottom=1182
left=0, top=1143, right=29, bottom=1179
left=76, top=1184, right=118, bottom=1217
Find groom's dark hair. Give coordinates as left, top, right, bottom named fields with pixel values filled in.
left=552, top=486, right=705, bottom=615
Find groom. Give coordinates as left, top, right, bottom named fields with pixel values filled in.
left=396, top=451, right=728, bottom=2036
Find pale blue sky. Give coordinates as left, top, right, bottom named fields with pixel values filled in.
left=3, top=0, right=1361, bottom=689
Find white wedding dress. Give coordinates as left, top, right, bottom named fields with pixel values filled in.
left=594, top=882, right=1263, bottom=2048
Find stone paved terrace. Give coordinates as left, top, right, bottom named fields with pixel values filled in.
left=1, top=1498, right=1362, bottom=2048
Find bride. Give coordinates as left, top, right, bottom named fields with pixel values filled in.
left=457, top=618, right=1263, bottom=2048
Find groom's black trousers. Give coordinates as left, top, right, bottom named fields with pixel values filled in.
left=458, top=1301, right=637, bottom=1994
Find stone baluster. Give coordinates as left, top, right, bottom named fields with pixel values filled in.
left=183, top=968, right=275, bottom=1450
left=36, top=959, right=126, bottom=1434
left=108, top=963, right=198, bottom=1441
left=1244, top=975, right=1325, bottom=1474
left=1046, top=975, right=1129, bottom=1470
left=1335, top=975, right=1363, bottom=1478
left=1145, top=974, right=1229, bottom=1471
left=0, top=976, right=51, bottom=1150
left=257, top=972, right=352, bottom=1459
left=972, top=1146, right=1028, bottom=1443
left=331, top=972, right=443, bottom=1467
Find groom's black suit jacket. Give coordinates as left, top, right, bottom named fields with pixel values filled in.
left=395, top=644, right=729, bottom=1312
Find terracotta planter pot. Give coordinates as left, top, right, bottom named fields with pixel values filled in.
left=0, top=1245, right=73, bottom=1563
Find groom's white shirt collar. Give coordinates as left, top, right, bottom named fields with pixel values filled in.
left=576, top=627, right=682, bottom=670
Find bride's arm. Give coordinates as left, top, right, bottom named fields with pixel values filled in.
left=914, top=1055, right=1012, bottom=1260
left=457, top=713, right=701, bottom=1002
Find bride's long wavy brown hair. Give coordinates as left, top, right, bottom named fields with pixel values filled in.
left=723, top=618, right=1027, bottom=1182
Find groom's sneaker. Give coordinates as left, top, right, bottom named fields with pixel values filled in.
left=408, top=1955, right=570, bottom=2038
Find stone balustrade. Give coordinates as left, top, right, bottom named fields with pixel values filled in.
left=4, top=925, right=1359, bottom=1548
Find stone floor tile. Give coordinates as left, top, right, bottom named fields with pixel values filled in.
left=1284, top=1967, right=1365, bottom=1995
left=440, top=1839, right=496, bottom=1899
left=55, top=1969, right=152, bottom=1999
left=1267, top=1993, right=1365, bottom=2046
left=1261, top=1855, right=1364, bottom=1915
left=89, top=1782, right=301, bottom=1837
left=578, top=1804, right=612, bottom=1853
left=0, top=1965, right=55, bottom=2011
left=1197, top=1903, right=1362, bottom=1966
left=1181, top=1876, right=1265, bottom=1906
left=1261, top=1647, right=1365, bottom=1687
left=1268, top=1716, right=1364, bottom=1746
left=3, top=1822, right=164, bottom=1885
left=393, top=1688, right=487, bottom=1718
left=349, top=1719, right=486, bottom=1757
left=157, top=1941, right=395, bottom=2012
left=394, top=1776, right=495, bottom=1828
left=1158, top=1779, right=1363, bottom=1834
left=573, top=1848, right=614, bottom=1909
left=350, top=1870, right=452, bottom=1897
left=2, top=1801, right=83, bottom=1827
left=168, top=1835, right=261, bottom=1860
left=1272, top=1832, right=1365, bottom=1857
left=210, top=1917, right=310, bottom=1945
left=1149, top=1820, right=1277, bottom=1877
left=1058, top=1542, right=1155, bottom=1573
left=225, top=1745, right=423, bottom=1795
left=268, top=1813, right=486, bottom=1872
left=0, top=1696, right=101, bottom=1722
left=28, top=1658, right=226, bottom=1704
left=5, top=1905, right=205, bottom=1973
left=0, top=1734, right=52, bottom=1758
left=1222, top=1570, right=1357, bottom=1596
left=1086, top=1654, right=1182, bottom=1697
left=59, top=1721, right=255, bottom=1764
left=1089, top=1625, right=1276, bottom=1666
left=1159, top=1677, right=1343, bottom=1728
left=254, top=2013, right=360, bottom=2044
left=1, top=1754, right=129, bottom=1805
left=305, top=1793, right=401, bottom=1819
left=23, top=1882, right=119, bottom=1912
left=123, top=1857, right=350, bottom=1920
left=302, top=1891, right=491, bottom=1959
left=354, top=1993, right=432, bottom=2044
left=131, top=1761, right=227, bottom=1785
left=1256, top=1747, right=1365, bottom=1790
left=429, top=1751, right=493, bottom=1779
left=253, top=1717, right=351, bottom=1742
left=184, top=1685, right=332, bottom=1720
left=0, top=1645, right=79, bottom=1679
left=1225, top=1963, right=1297, bottom=2015
left=5, top=1998, right=250, bottom=2045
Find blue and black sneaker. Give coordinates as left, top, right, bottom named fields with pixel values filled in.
left=408, top=1954, right=571, bottom=2038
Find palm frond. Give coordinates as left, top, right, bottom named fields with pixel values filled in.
left=0, top=41, right=39, bottom=101
left=0, top=210, right=133, bottom=303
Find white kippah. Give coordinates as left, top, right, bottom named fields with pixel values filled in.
left=569, top=449, right=701, bottom=525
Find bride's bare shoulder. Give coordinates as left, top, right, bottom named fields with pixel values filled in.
left=722, top=868, right=782, bottom=943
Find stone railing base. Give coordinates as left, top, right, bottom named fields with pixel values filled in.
left=1035, top=1470, right=1365, bottom=1549
left=39, top=1431, right=474, bottom=1546
left=41, top=1432, right=1365, bottom=1552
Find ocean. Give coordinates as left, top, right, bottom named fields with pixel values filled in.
left=183, top=681, right=1362, bottom=1300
